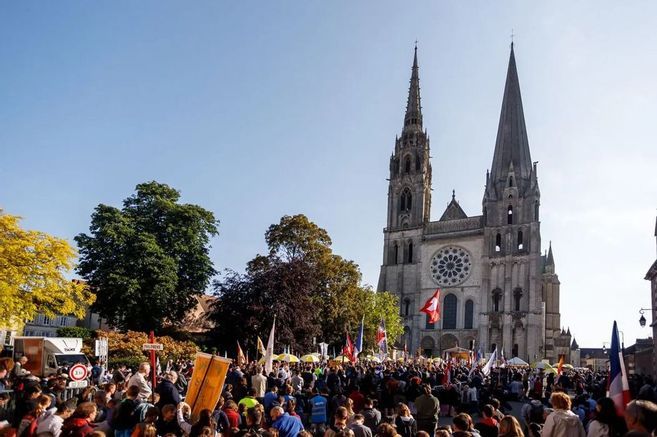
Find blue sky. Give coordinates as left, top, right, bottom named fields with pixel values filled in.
left=2, top=1, right=657, bottom=348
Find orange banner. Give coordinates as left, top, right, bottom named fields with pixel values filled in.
left=186, top=353, right=231, bottom=420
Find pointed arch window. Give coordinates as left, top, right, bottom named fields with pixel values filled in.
left=443, top=294, right=457, bottom=329
left=464, top=299, right=474, bottom=329
left=405, top=156, right=412, bottom=174
left=492, top=288, right=503, bottom=312
left=509, top=176, right=514, bottom=187
left=513, top=288, right=523, bottom=311
left=517, top=230, right=524, bottom=250
left=400, top=189, right=412, bottom=213
left=495, top=233, right=502, bottom=252
left=393, top=243, right=399, bottom=265
left=415, top=155, right=421, bottom=171
left=507, top=205, right=513, bottom=224
left=534, top=201, right=539, bottom=221
left=404, top=298, right=411, bottom=316
left=407, top=241, right=414, bottom=263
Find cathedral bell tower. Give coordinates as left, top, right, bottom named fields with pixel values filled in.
left=386, top=46, right=432, bottom=232
left=481, top=44, right=543, bottom=360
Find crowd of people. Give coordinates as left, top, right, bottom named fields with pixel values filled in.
left=2, top=355, right=657, bottom=437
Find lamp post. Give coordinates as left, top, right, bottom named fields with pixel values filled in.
left=638, top=308, right=656, bottom=327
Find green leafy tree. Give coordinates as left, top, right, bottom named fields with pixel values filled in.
left=56, top=326, right=93, bottom=340
left=211, top=214, right=402, bottom=353
left=75, top=182, right=219, bottom=332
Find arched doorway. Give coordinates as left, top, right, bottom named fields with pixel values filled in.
left=421, top=336, right=435, bottom=358
left=439, top=333, right=459, bottom=354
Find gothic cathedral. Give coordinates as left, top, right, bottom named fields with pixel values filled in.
left=377, top=45, right=574, bottom=363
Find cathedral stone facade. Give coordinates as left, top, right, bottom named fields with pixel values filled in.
left=377, top=45, right=572, bottom=362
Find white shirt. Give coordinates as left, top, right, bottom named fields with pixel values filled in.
left=128, top=372, right=152, bottom=400
left=36, top=409, right=64, bottom=437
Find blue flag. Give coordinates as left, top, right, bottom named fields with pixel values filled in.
left=355, top=316, right=364, bottom=357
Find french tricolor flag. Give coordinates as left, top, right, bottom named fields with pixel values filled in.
left=607, top=320, right=631, bottom=415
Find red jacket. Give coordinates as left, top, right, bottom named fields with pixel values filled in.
left=223, top=408, right=241, bottom=429
left=61, top=418, right=94, bottom=437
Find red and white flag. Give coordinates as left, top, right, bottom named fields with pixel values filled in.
left=420, top=289, right=441, bottom=323
left=342, top=332, right=355, bottom=362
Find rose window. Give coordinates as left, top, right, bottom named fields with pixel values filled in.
left=430, top=246, right=472, bottom=286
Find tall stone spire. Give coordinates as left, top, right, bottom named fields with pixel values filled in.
left=489, top=43, right=533, bottom=190
left=403, top=44, right=422, bottom=131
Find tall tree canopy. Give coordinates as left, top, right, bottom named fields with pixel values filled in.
left=75, top=182, right=219, bottom=332
left=210, top=214, right=402, bottom=354
left=0, top=211, right=94, bottom=329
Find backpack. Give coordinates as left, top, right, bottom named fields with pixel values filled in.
left=19, top=414, right=38, bottom=437
left=529, top=402, right=544, bottom=425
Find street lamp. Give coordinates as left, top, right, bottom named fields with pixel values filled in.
left=639, top=308, right=656, bottom=327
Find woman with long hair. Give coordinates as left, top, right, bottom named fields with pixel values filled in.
left=394, top=403, right=417, bottom=437
left=499, top=416, right=524, bottom=437
left=586, top=398, right=626, bottom=437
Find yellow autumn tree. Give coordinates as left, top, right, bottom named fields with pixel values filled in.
left=0, top=211, right=95, bottom=329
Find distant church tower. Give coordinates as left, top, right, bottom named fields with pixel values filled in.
left=377, top=44, right=568, bottom=362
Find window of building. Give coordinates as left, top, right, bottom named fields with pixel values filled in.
left=443, top=294, right=457, bottom=329
left=517, top=230, right=524, bottom=250
left=405, top=156, right=411, bottom=174
left=509, top=176, right=514, bottom=187
left=407, top=241, right=413, bottom=263
left=512, top=343, right=519, bottom=357
left=400, top=189, right=412, bottom=213
left=404, top=298, right=411, bottom=316
left=425, top=314, right=434, bottom=330
left=492, top=288, right=502, bottom=312
left=534, top=201, right=539, bottom=221
left=464, top=299, right=474, bottom=329
left=495, top=233, right=502, bottom=252
left=491, top=343, right=497, bottom=353
left=415, top=156, right=421, bottom=171
left=513, top=288, right=523, bottom=311
left=507, top=205, right=513, bottom=224
left=393, top=243, right=399, bottom=265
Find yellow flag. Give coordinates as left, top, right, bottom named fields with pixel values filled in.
left=186, top=353, right=231, bottom=421
left=257, top=336, right=266, bottom=355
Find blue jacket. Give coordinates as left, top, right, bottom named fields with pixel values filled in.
left=272, top=413, right=303, bottom=437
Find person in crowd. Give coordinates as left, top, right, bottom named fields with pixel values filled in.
left=270, top=406, right=303, bottom=437
left=36, top=400, right=77, bottom=437
left=156, top=372, right=181, bottom=410
left=360, top=399, right=380, bottom=432
left=452, top=413, right=480, bottom=437
left=394, top=403, right=417, bottom=437
left=177, top=403, right=218, bottom=437
left=415, top=384, right=440, bottom=437
left=127, top=363, right=152, bottom=402
left=60, top=402, right=98, bottom=437
left=475, top=404, right=499, bottom=437
left=131, top=407, right=158, bottom=437
left=236, top=407, right=267, bottom=437
left=499, top=416, right=524, bottom=437
left=348, top=414, right=371, bottom=437
left=624, top=399, right=657, bottom=437
left=324, top=407, right=353, bottom=437
left=113, top=385, right=142, bottom=437
left=18, top=394, right=52, bottom=437
left=252, top=368, right=267, bottom=402
left=541, top=392, right=585, bottom=437
left=585, top=397, right=625, bottom=437
left=239, top=389, right=260, bottom=412
left=156, top=404, right=182, bottom=437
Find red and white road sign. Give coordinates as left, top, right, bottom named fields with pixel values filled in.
left=69, top=363, right=88, bottom=381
